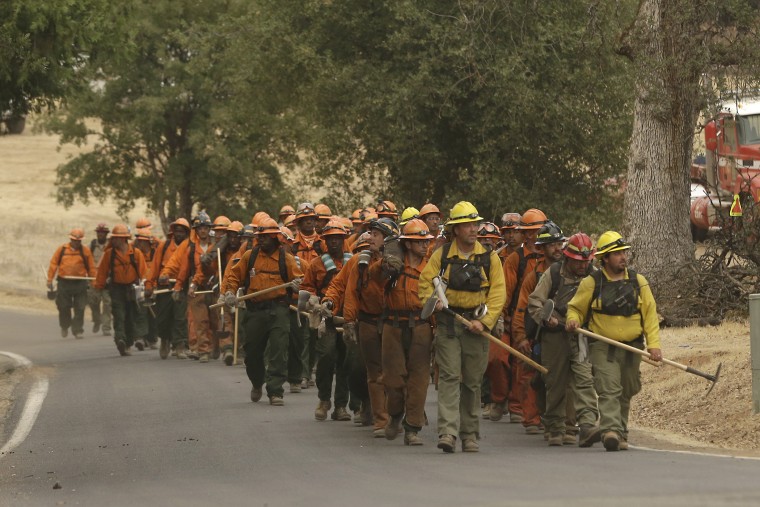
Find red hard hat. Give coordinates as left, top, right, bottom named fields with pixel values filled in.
left=563, top=232, right=596, bottom=260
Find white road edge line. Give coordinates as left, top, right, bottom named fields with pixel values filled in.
left=0, top=351, right=49, bottom=458
left=631, top=445, right=760, bottom=461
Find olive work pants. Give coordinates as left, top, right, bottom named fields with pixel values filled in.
left=435, top=312, right=489, bottom=441
left=288, top=312, right=310, bottom=384
left=358, top=320, right=388, bottom=430
left=589, top=338, right=642, bottom=439
left=87, top=287, right=112, bottom=332
left=314, top=319, right=350, bottom=407
left=109, top=284, right=148, bottom=347
left=243, top=304, right=290, bottom=399
left=541, top=329, right=598, bottom=434
left=381, top=322, right=433, bottom=432
left=154, top=292, right=188, bottom=347
left=56, top=279, right=88, bottom=334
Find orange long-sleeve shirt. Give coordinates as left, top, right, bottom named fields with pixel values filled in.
left=94, top=245, right=148, bottom=289
left=160, top=238, right=212, bottom=291
left=225, top=246, right=303, bottom=302
left=47, top=243, right=96, bottom=284
left=293, top=231, right=323, bottom=264
left=511, top=258, right=552, bottom=344
left=343, top=254, right=384, bottom=322
left=146, top=238, right=187, bottom=290
left=192, top=247, right=237, bottom=288
left=302, top=253, right=349, bottom=298
left=503, top=246, right=543, bottom=320
left=369, top=255, right=427, bottom=312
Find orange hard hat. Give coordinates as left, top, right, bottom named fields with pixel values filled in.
left=135, top=228, right=152, bottom=241
left=478, top=222, right=502, bottom=240
left=321, top=219, right=349, bottom=237
left=362, top=211, right=378, bottom=224
left=418, top=203, right=440, bottom=218
left=500, top=212, right=522, bottom=230
left=283, top=214, right=297, bottom=227
left=350, top=209, right=363, bottom=224
left=110, top=224, right=132, bottom=238
left=376, top=200, right=398, bottom=218
left=296, top=202, right=317, bottom=219
left=69, top=228, right=85, bottom=241
left=171, top=218, right=191, bottom=230
left=255, top=217, right=281, bottom=235
left=400, top=219, right=432, bottom=240
left=136, top=217, right=152, bottom=229
left=279, top=205, right=296, bottom=217
left=279, top=226, right=295, bottom=244
left=227, top=221, right=244, bottom=233
left=213, top=215, right=231, bottom=230
left=315, top=203, right=332, bottom=218
left=251, top=211, right=271, bottom=227
left=518, top=208, right=548, bottom=230
left=339, top=217, right=353, bottom=230
left=352, top=232, right=371, bottom=253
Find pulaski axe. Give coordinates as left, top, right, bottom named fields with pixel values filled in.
left=421, top=293, right=548, bottom=375
left=574, top=328, right=721, bottom=395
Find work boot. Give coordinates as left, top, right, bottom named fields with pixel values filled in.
left=619, top=437, right=629, bottom=451
left=250, top=386, right=263, bottom=403
left=602, top=431, right=620, bottom=452
left=300, top=378, right=309, bottom=390
left=359, top=402, right=373, bottom=426
left=148, top=341, right=158, bottom=350
left=116, top=340, right=128, bottom=356
left=290, top=382, right=302, bottom=393
left=563, top=432, right=577, bottom=445
left=372, top=428, right=386, bottom=438
left=509, top=413, right=523, bottom=424
left=332, top=407, right=351, bottom=421
left=175, top=344, right=188, bottom=360
left=437, top=434, right=456, bottom=453
left=578, top=423, right=602, bottom=448
left=481, top=403, right=491, bottom=419
left=269, top=396, right=284, bottom=406
left=223, top=351, right=234, bottom=366
left=548, top=432, right=564, bottom=447
left=159, top=338, right=169, bottom=360
left=134, top=339, right=145, bottom=351
left=384, top=415, right=403, bottom=440
left=211, top=346, right=220, bottom=360
left=353, top=411, right=363, bottom=425
left=524, top=425, right=543, bottom=435
left=489, top=401, right=506, bottom=422
left=93, top=322, right=100, bottom=333
left=462, top=438, right=479, bottom=453
left=74, top=333, right=84, bottom=340
left=308, top=378, right=316, bottom=387
left=61, top=328, right=68, bottom=338
left=315, top=400, right=331, bottom=421
left=187, top=350, right=199, bottom=360
left=404, top=431, right=423, bottom=446
left=103, top=329, right=112, bottom=336
left=199, top=353, right=209, bottom=363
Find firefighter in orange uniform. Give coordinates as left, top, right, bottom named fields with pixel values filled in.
left=292, top=203, right=321, bottom=264
left=94, top=224, right=149, bottom=356
left=88, top=223, right=112, bottom=336
left=372, top=219, right=434, bottom=446
left=222, top=218, right=304, bottom=406
left=47, top=228, right=97, bottom=339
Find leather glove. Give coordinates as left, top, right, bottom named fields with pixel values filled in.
left=171, top=290, right=182, bottom=302
left=224, top=291, right=237, bottom=308
left=492, top=316, right=505, bottom=338
left=217, top=294, right=226, bottom=307
left=342, top=322, right=357, bottom=344
left=290, top=278, right=302, bottom=291
left=200, top=251, right=215, bottom=266
left=47, top=282, right=53, bottom=290
left=157, top=274, right=169, bottom=286
left=515, top=339, right=532, bottom=355
left=188, top=285, right=196, bottom=298
left=381, top=254, right=404, bottom=279
left=144, top=287, right=154, bottom=298
left=317, top=301, right=334, bottom=319
left=306, top=295, right=320, bottom=312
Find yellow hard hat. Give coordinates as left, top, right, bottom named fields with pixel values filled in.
left=399, top=207, right=420, bottom=226
left=446, top=201, right=483, bottom=226
left=595, top=231, right=630, bottom=257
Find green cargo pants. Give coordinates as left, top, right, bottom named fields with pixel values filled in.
left=243, top=303, right=290, bottom=399
left=435, top=313, right=489, bottom=441
left=154, top=292, right=188, bottom=347
left=109, top=284, right=148, bottom=348
left=589, top=339, right=642, bottom=439
left=288, top=312, right=310, bottom=384
left=315, top=319, right=349, bottom=407
left=56, top=279, right=88, bottom=335
left=87, top=287, right=112, bottom=332
left=541, top=329, right=598, bottom=434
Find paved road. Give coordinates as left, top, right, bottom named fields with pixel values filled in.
left=1, top=308, right=760, bottom=507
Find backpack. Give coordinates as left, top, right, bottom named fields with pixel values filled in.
left=243, top=245, right=290, bottom=294
left=107, top=247, right=139, bottom=285
left=438, top=242, right=491, bottom=293
left=57, top=244, right=92, bottom=276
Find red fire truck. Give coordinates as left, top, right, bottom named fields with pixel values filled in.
left=690, top=98, right=760, bottom=241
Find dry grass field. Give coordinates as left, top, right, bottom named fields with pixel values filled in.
left=1, top=119, right=759, bottom=455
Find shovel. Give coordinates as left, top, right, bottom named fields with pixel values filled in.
left=421, top=295, right=548, bottom=374
left=574, top=328, right=721, bottom=395
left=214, top=248, right=230, bottom=340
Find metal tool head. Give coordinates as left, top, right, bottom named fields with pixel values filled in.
left=540, top=299, right=555, bottom=323
left=473, top=304, right=488, bottom=320
left=297, top=290, right=311, bottom=312
left=420, top=295, right=439, bottom=320
left=705, top=362, right=722, bottom=396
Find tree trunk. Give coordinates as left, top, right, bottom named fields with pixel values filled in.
left=622, top=0, right=701, bottom=298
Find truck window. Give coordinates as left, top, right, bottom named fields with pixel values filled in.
left=738, top=114, right=760, bottom=145
left=724, top=119, right=738, bottom=152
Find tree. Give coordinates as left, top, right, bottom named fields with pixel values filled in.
left=620, top=0, right=760, bottom=300
left=43, top=0, right=292, bottom=232
left=0, top=0, right=107, bottom=116
left=224, top=1, right=636, bottom=231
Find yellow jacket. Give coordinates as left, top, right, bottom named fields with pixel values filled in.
left=566, top=267, right=661, bottom=349
left=419, top=241, right=506, bottom=330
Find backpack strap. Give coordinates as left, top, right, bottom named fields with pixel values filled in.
left=243, top=246, right=261, bottom=293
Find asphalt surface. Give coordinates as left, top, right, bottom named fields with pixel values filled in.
left=2, top=308, right=760, bottom=507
